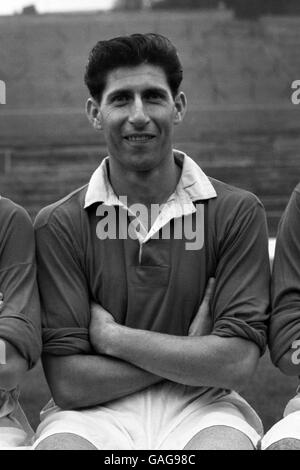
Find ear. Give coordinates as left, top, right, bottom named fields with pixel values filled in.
left=173, top=92, right=187, bottom=126
left=86, top=97, right=102, bottom=130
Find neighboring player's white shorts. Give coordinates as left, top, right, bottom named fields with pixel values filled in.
left=33, top=381, right=263, bottom=450
left=261, top=389, right=300, bottom=450
left=0, top=388, right=34, bottom=449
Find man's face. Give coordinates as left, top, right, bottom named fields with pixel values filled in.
left=87, top=64, right=186, bottom=172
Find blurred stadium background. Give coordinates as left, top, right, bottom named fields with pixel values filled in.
left=0, top=0, right=300, bottom=434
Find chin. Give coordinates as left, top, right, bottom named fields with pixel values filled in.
left=125, top=154, right=159, bottom=172
left=129, top=161, right=156, bottom=172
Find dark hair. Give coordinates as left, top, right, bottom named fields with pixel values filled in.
left=84, top=33, right=183, bottom=102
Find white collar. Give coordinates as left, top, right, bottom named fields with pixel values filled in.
left=84, top=149, right=217, bottom=209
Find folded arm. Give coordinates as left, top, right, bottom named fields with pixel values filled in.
left=43, top=353, right=162, bottom=409
left=0, top=202, right=42, bottom=390
left=269, top=186, right=300, bottom=375
left=88, top=195, right=270, bottom=393
left=42, top=278, right=215, bottom=409
left=0, top=340, right=28, bottom=391
left=89, top=304, right=259, bottom=392
left=35, top=215, right=164, bottom=409
left=36, top=192, right=269, bottom=407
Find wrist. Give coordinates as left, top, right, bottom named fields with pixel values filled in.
left=91, top=321, right=122, bottom=356
left=104, top=321, right=123, bottom=356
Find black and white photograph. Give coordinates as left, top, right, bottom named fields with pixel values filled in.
left=0, top=0, right=299, bottom=453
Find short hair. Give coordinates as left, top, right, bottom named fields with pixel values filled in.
left=84, top=33, right=183, bottom=102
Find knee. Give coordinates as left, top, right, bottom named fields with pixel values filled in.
left=35, top=433, right=97, bottom=450
left=184, top=426, right=255, bottom=450
left=265, top=438, right=300, bottom=450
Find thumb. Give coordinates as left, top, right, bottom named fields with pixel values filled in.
left=203, top=277, right=215, bottom=303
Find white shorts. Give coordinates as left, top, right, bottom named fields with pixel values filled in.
left=261, top=391, right=300, bottom=450
left=0, top=389, right=34, bottom=449
left=33, top=381, right=263, bottom=450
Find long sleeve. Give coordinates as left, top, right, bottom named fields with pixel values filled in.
left=35, top=206, right=91, bottom=355
left=269, top=184, right=300, bottom=365
left=209, top=190, right=271, bottom=354
left=0, top=198, right=42, bottom=368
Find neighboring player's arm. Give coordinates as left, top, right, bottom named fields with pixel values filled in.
left=269, top=187, right=300, bottom=375
left=0, top=340, right=28, bottom=391
left=0, top=206, right=41, bottom=390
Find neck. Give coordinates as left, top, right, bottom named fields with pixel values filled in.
left=108, top=154, right=181, bottom=207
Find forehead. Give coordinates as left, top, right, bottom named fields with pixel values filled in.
left=103, top=64, right=171, bottom=96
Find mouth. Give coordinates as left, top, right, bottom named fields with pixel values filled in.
left=124, top=134, right=155, bottom=143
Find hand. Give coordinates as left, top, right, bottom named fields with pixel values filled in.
left=89, top=302, right=118, bottom=355
left=188, top=278, right=215, bottom=337
left=0, top=293, right=3, bottom=312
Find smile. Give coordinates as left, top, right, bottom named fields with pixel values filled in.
left=124, top=134, right=155, bottom=142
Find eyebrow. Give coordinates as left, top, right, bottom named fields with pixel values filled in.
left=106, top=86, right=170, bottom=101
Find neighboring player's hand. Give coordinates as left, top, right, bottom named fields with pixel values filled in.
left=188, top=278, right=215, bottom=337
left=89, top=302, right=117, bottom=355
left=0, top=293, right=3, bottom=312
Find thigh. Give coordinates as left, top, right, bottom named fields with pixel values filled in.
left=261, top=410, right=300, bottom=450
left=184, top=425, right=254, bottom=450
left=265, top=438, right=300, bottom=450
left=0, top=391, right=33, bottom=448
left=33, top=407, right=134, bottom=450
left=0, top=425, right=29, bottom=448
left=159, top=392, right=262, bottom=450
left=35, top=433, right=97, bottom=450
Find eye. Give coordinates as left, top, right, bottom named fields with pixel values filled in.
left=111, top=93, right=130, bottom=105
left=144, top=91, right=165, bottom=102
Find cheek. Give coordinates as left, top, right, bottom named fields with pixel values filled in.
left=159, top=116, right=175, bottom=136
left=101, top=114, right=122, bottom=137
left=155, top=108, right=175, bottom=126
left=101, top=107, right=126, bottom=127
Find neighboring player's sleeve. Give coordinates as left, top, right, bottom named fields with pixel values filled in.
left=211, top=194, right=270, bottom=354
left=268, top=186, right=300, bottom=366
left=0, top=206, right=42, bottom=368
left=35, top=213, right=92, bottom=356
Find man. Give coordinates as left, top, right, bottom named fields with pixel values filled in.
left=262, top=184, right=300, bottom=450
left=33, top=33, right=270, bottom=450
left=0, top=196, right=42, bottom=447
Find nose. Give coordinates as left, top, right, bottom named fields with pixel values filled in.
left=128, top=96, right=150, bottom=127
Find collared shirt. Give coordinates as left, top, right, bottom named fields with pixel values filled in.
left=84, top=150, right=216, bottom=260
left=0, top=197, right=42, bottom=368
left=269, top=183, right=300, bottom=365
left=35, top=150, right=270, bottom=357
left=84, top=150, right=216, bottom=210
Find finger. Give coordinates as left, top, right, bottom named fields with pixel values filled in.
left=90, top=301, right=99, bottom=311
left=203, top=277, right=215, bottom=302
left=197, top=278, right=215, bottom=312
